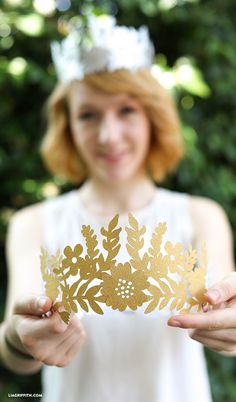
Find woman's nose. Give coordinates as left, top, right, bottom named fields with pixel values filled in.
left=98, top=113, right=123, bottom=144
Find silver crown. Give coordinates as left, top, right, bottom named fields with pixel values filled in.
left=51, top=15, right=155, bottom=82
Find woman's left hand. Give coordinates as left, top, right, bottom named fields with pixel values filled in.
left=168, top=272, right=236, bottom=356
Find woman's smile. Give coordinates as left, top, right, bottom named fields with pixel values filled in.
left=96, top=149, right=130, bottom=164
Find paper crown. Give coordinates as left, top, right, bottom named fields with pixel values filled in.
left=51, top=15, right=155, bottom=82
left=40, top=214, right=207, bottom=324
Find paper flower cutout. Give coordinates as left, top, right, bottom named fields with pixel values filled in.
left=40, top=214, right=208, bottom=324
left=101, top=262, right=149, bottom=311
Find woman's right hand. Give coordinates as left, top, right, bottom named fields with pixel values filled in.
left=6, top=295, right=86, bottom=367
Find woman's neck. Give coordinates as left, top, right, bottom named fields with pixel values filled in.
left=79, top=174, right=157, bottom=216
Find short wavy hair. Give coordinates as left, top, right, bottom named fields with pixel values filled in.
left=41, top=68, right=184, bottom=183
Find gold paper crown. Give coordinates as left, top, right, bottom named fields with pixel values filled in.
left=40, top=214, right=207, bottom=324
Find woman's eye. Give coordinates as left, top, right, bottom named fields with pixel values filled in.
left=119, top=106, right=136, bottom=115
left=78, top=111, right=97, bottom=120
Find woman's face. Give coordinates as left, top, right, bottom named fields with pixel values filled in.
left=68, top=81, right=151, bottom=184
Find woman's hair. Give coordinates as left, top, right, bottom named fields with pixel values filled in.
left=41, top=68, right=184, bottom=183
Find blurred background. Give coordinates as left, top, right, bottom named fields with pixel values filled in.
left=0, top=0, right=236, bottom=401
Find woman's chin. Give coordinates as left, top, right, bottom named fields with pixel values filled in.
left=96, top=166, right=140, bottom=184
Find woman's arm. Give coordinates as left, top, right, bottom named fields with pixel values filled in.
left=0, top=204, right=46, bottom=373
left=0, top=204, right=86, bottom=374
left=168, top=196, right=236, bottom=356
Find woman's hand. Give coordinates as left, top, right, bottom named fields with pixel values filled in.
left=6, top=295, right=86, bottom=367
left=168, top=272, right=236, bottom=356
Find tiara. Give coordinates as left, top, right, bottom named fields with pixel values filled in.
left=40, top=214, right=208, bottom=324
left=51, top=15, right=155, bottom=82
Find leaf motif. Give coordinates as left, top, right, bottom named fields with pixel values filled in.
left=44, top=274, right=60, bottom=300
left=95, top=295, right=107, bottom=303
left=105, top=244, right=121, bottom=261
left=68, top=281, right=79, bottom=297
left=126, top=244, right=138, bottom=260
left=110, top=228, right=122, bottom=239
left=158, top=279, right=172, bottom=294
left=130, top=260, right=144, bottom=271
left=159, top=297, right=170, bottom=310
left=69, top=299, right=78, bottom=313
left=176, top=299, right=185, bottom=311
left=62, top=300, right=71, bottom=312
left=97, top=254, right=110, bottom=271
left=76, top=297, right=89, bottom=312
left=128, top=213, right=139, bottom=231
left=85, top=285, right=101, bottom=299
left=101, top=217, right=121, bottom=262
left=53, top=301, right=63, bottom=310
left=184, top=244, right=197, bottom=271
left=40, top=247, right=48, bottom=278
left=108, top=214, right=119, bottom=231
left=77, top=280, right=92, bottom=296
left=148, top=222, right=167, bottom=258
left=142, top=252, right=150, bottom=268
left=144, top=297, right=159, bottom=313
left=100, top=227, right=108, bottom=237
left=126, top=214, right=146, bottom=264
left=89, top=300, right=104, bottom=315
left=82, top=225, right=99, bottom=259
left=49, top=250, right=63, bottom=271
left=59, top=311, right=70, bottom=325
left=53, top=268, right=61, bottom=275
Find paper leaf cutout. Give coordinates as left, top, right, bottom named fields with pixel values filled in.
left=40, top=214, right=208, bottom=324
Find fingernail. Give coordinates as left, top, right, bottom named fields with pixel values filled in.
left=37, top=296, right=47, bottom=310
left=206, top=289, right=220, bottom=302
left=168, top=320, right=182, bottom=328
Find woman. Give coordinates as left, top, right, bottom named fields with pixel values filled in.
left=0, top=15, right=235, bottom=402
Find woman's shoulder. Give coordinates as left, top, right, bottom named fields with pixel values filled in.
left=188, top=195, right=230, bottom=236
left=160, top=188, right=226, bottom=220
left=9, top=191, right=76, bottom=232
left=10, top=202, right=44, bottom=229
left=189, top=195, right=227, bottom=221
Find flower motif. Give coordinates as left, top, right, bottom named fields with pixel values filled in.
left=78, top=255, right=97, bottom=280
left=164, top=241, right=184, bottom=273
left=101, top=262, right=149, bottom=311
left=62, top=244, right=83, bottom=276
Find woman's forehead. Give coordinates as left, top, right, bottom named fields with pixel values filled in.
left=68, top=81, right=134, bottom=108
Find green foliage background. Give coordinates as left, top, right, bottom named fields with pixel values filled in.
left=0, top=0, right=236, bottom=401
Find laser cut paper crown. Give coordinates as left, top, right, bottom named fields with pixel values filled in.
left=40, top=214, right=207, bottom=324
left=51, top=15, right=155, bottom=82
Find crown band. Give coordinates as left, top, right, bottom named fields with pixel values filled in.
left=51, top=15, right=155, bottom=83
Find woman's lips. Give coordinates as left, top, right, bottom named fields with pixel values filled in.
left=96, top=151, right=129, bottom=164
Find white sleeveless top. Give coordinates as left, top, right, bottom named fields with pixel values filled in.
left=41, top=188, right=212, bottom=402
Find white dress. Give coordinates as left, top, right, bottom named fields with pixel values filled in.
left=41, top=188, right=212, bottom=402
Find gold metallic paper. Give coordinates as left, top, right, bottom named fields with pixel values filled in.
left=40, top=214, right=207, bottom=324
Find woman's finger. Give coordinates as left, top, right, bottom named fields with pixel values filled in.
left=189, top=333, right=236, bottom=354
left=189, top=328, right=236, bottom=344
left=206, top=272, right=236, bottom=305
left=168, top=305, right=236, bottom=330
left=14, top=295, right=52, bottom=316
left=64, top=333, right=86, bottom=362
left=28, top=310, right=68, bottom=336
